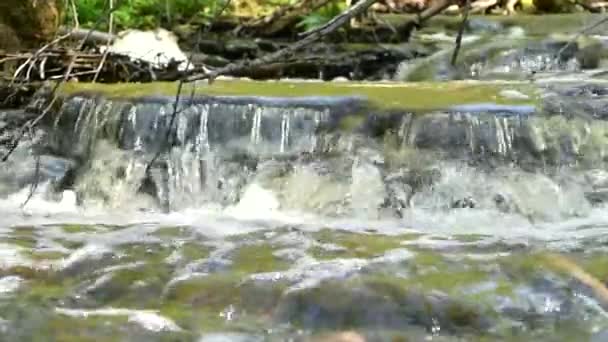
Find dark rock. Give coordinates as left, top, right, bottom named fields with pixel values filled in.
left=224, top=40, right=260, bottom=60
left=451, top=196, right=476, bottom=209
left=586, top=189, right=608, bottom=205
left=274, top=279, right=493, bottom=334
left=196, top=39, right=225, bottom=55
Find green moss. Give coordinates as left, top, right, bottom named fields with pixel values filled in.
left=10, top=226, right=37, bottom=237
left=4, top=236, right=37, bottom=249
left=180, top=242, right=212, bottom=261
left=54, top=238, right=85, bottom=250
left=3, top=267, right=75, bottom=305
left=412, top=249, right=446, bottom=266
left=411, top=268, right=488, bottom=293
left=27, top=250, right=68, bottom=260
left=119, top=243, right=174, bottom=264
left=231, top=244, right=288, bottom=273
left=161, top=304, right=226, bottom=332
left=310, top=229, right=407, bottom=259
left=153, top=226, right=191, bottom=238
left=97, top=265, right=173, bottom=308
left=452, top=234, right=491, bottom=243
left=498, top=252, right=554, bottom=279
left=164, top=274, right=241, bottom=312
left=571, top=252, right=608, bottom=281
left=58, top=79, right=537, bottom=111
left=60, top=224, right=97, bottom=234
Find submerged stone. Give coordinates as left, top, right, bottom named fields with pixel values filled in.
left=273, top=278, right=494, bottom=334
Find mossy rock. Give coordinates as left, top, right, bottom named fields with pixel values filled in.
left=230, top=243, right=290, bottom=273
left=57, top=80, right=537, bottom=111
left=274, top=277, right=494, bottom=333
left=309, top=229, right=419, bottom=259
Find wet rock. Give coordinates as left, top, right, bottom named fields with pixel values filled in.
left=585, top=169, right=608, bottom=188
left=249, top=258, right=368, bottom=292
left=383, top=172, right=414, bottom=216
left=55, top=307, right=182, bottom=332
left=542, top=83, right=608, bottom=120
left=451, top=196, right=477, bottom=209
left=466, top=18, right=504, bottom=33
left=60, top=244, right=115, bottom=276
left=586, top=189, right=608, bottom=205
left=274, top=279, right=493, bottom=333
left=493, top=193, right=515, bottom=213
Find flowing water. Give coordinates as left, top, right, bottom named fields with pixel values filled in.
left=2, top=16, right=608, bottom=342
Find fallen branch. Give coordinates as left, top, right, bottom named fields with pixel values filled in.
left=57, top=27, right=116, bottom=46
left=187, top=0, right=381, bottom=83
left=556, top=15, right=608, bottom=60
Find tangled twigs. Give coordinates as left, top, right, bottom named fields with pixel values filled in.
left=11, top=31, right=74, bottom=85
left=1, top=31, right=74, bottom=107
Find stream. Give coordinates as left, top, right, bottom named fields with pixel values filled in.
left=1, top=14, right=608, bottom=342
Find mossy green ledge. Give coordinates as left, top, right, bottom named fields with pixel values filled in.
left=56, top=79, right=539, bottom=112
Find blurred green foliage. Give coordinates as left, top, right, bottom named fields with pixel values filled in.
left=296, top=1, right=345, bottom=31
left=65, top=0, right=229, bottom=30
left=65, top=0, right=344, bottom=32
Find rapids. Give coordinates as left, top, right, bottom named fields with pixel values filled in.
left=2, top=15, right=608, bottom=342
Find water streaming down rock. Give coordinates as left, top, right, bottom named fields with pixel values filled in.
left=396, top=29, right=608, bottom=82
left=17, top=83, right=603, bottom=221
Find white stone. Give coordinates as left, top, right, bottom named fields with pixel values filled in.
left=105, top=28, right=193, bottom=71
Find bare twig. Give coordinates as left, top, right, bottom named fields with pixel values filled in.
left=72, top=0, right=80, bottom=27
left=57, top=27, right=116, bottom=45
left=451, top=0, right=470, bottom=66
left=21, top=127, right=41, bottom=208
left=11, top=32, right=74, bottom=84
left=93, top=0, right=116, bottom=82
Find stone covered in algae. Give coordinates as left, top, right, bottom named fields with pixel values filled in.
left=58, top=79, right=537, bottom=111
left=309, top=228, right=421, bottom=259
left=273, top=276, right=494, bottom=334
